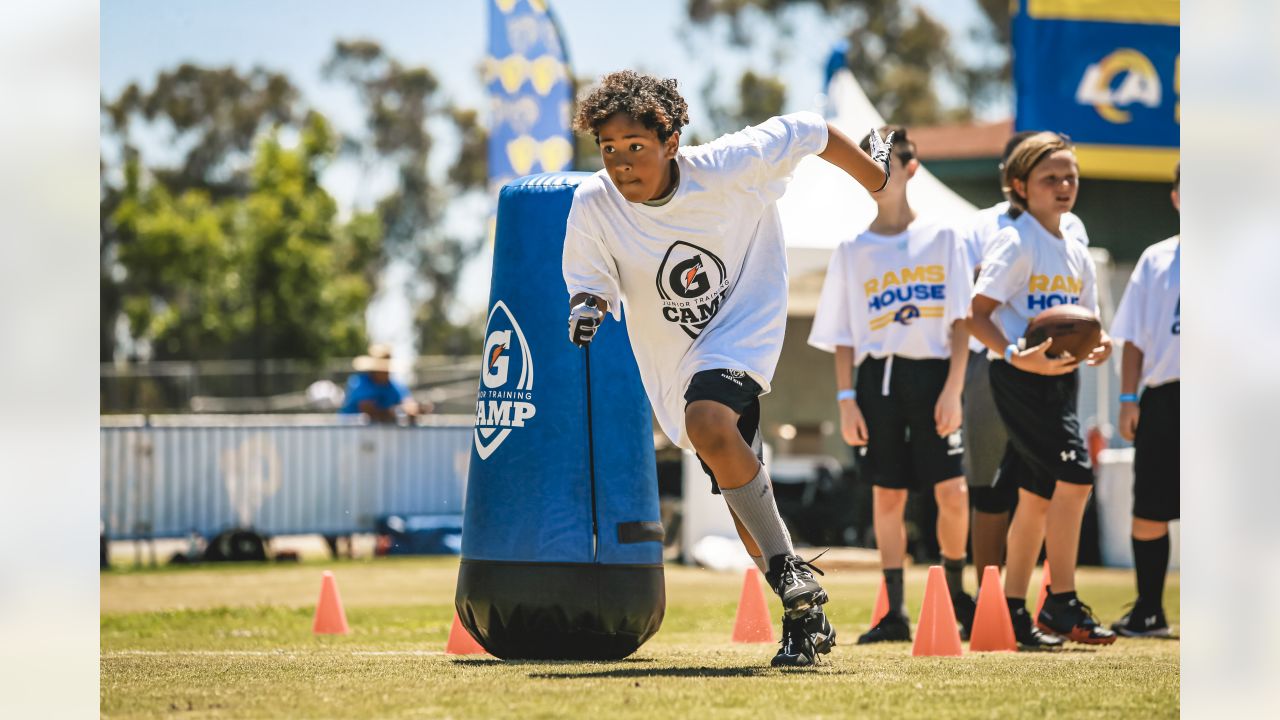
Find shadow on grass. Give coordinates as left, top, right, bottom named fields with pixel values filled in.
left=528, top=665, right=774, bottom=679
left=450, top=657, right=656, bottom=667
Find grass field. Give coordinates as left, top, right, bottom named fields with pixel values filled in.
left=102, top=557, right=1179, bottom=718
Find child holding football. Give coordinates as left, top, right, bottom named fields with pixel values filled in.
left=969, top=132, right=1116, bottom=646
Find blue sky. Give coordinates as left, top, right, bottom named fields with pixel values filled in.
left=101, top=0, right=1002, bottom=355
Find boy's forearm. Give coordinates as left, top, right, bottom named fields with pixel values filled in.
left=1120, top=342, right=1144, bottom=395
left=968, top=303, right=1009, bottom=356
left=944, top=319, right=969, bottom=395
left=834, top=345, right=856, bottom=391
left=818, top=123, right=888, bottom=193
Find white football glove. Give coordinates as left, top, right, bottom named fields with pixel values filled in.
left=568, top=298, right=604, bottom=347
left=868, top=127, right=895, bottom=192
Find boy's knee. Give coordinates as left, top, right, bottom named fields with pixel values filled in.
left=873, top=487, right=908, bottom=513
left=685, top=402, right=737, bottom=456
left=935, top=478, right=968, bottom=512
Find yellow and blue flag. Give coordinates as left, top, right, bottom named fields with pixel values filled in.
left=1013, top=0, right=1179, bottom=181
left=486, top=0, right=574, bottom=193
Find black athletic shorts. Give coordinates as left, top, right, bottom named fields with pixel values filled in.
left=1133, top=381, right=1179, bottom=521
left=988, top=359, right=1093, bottom=500
left=684, top=369, right=763, bottom=495
left=855, top=356, right=965, bottom=490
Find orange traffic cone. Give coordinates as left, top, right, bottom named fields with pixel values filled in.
left=732, top=568, right=775, bottom=643
left=969, top=565, right=1017, bottom=652
left=912, top=566, right=963, bottom=657
left=870, top=575, right=890, bottom=628
left=445, top=612, right=487, bottom=655
left=312, top=570, right=349, bottom=635
left=1033, top=560, right=1052, bottom=620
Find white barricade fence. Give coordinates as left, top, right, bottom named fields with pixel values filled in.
left=1095, top=447, right=1180, bottom=569
left=100, top=415, right=473, bottom=540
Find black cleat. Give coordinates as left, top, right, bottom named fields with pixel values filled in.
left=856, top=612, right=911, bottom=644
left=1037, top=595, right=1116, bottom=646
left=771, top=607, right=837, bottom=667
left=1111, top=603, right=1171, bottom=638
left=1011, top=606, right=1064, bottom=649
left=766, top=552, right=830, bottom=619
left=953, top=591, right=977, bottom=641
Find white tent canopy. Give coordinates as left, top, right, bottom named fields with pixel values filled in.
left=778, top=69, right=978, bottom=314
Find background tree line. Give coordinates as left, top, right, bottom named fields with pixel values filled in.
left=100, top=40, right=487, bottom=387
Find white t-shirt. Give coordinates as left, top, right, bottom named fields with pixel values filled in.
left=964, top=201, right=1089, bottom=352
left=973, top=211, right=1099, bottom=353
left=1110, top=236, right=1180, bottom=388
left=562, top=112, right=829, bottom=451
left=807, top=219, right=972, bottom=366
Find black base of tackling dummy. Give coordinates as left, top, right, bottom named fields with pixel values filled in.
left=456, top=559, right=665, bottom=660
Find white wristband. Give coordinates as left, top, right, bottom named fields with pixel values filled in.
left=1004, top=344, right=1017, bottom=363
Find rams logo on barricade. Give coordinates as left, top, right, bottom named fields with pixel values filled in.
left=474, top=300, right=536, bottom=460
left=656, top=241, right=730, bottom=339
left=1075, top=48, right=1161, bottom=124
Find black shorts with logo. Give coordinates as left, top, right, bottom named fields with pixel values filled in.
left=1133, top=381, right=1179, bottom=521
left=684, top=369, right=763, bottom=495
left=988, top=359, right=1093, bottom=500
left=855, top=356, right=965, bottom=490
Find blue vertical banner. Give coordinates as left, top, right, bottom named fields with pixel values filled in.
left=486, top=0, right=575, bottom=193
left=1013, top=0, right=1179, bottom=181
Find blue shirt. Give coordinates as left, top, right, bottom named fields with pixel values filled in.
left=339, top=373, right=409, bottom=415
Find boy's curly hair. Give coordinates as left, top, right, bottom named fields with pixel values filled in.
left=572, top=71, right=690, bottom=142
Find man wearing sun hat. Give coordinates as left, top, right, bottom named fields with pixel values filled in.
left=339, top=343, right=421, bottom=422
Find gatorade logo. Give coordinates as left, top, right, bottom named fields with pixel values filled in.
left=656, top=241, right=729, bottom=339
left=475, top=300, right=536, bottom=460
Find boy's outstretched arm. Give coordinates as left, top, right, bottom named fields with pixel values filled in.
left=818, top=123, right=892, bottom=193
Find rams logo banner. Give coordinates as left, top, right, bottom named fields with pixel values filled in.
left=486, top=0, right=573, bottom=195
left=1013, top=0, right=1179, bottom=181
left=475, top=300, right=536, bottom=460
left=655, top=241, right=730, bottom=339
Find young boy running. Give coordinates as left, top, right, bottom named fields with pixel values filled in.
left=807, top=127, right=975, bottom=644
left=969, top=132, right=1115, bottom=646
left=562, top=71, right=894, bottom=667
left=1109, top=165, right=1180, bottom=637
left=962, top=131, right=1091, bottom=587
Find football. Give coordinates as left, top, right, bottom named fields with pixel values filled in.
left=1023, top=304, right=1103, bottom=359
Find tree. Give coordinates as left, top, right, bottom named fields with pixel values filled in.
left=685, top=0, right=1008, bottom=127
left=106, top=111, right=382, bottom=385
left=323, top=40, right=488, bottom=355
left=101, top=65, right=305, bottom=362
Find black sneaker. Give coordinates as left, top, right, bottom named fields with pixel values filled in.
left=856, top=612, right=911, bottom=644
left=952, top=592, right=977, bottom=641
left=1011, top=605, right=1064, bottom=649
left=766, top=552, right=829, bottom=619
left=771, top=607, right=837, bottom=667
left=1111, top=604, right=1171, bottom=638
left=1037, top=594, right=1117, bottom=645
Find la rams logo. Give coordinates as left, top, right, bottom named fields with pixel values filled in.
left=656, top=241, right=730, bottom=339
left=893, top=304, right=921, bottom=325
left=1075, top=49, right=1161, bottom=124
left=474, top=300, right=536, bottom=461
